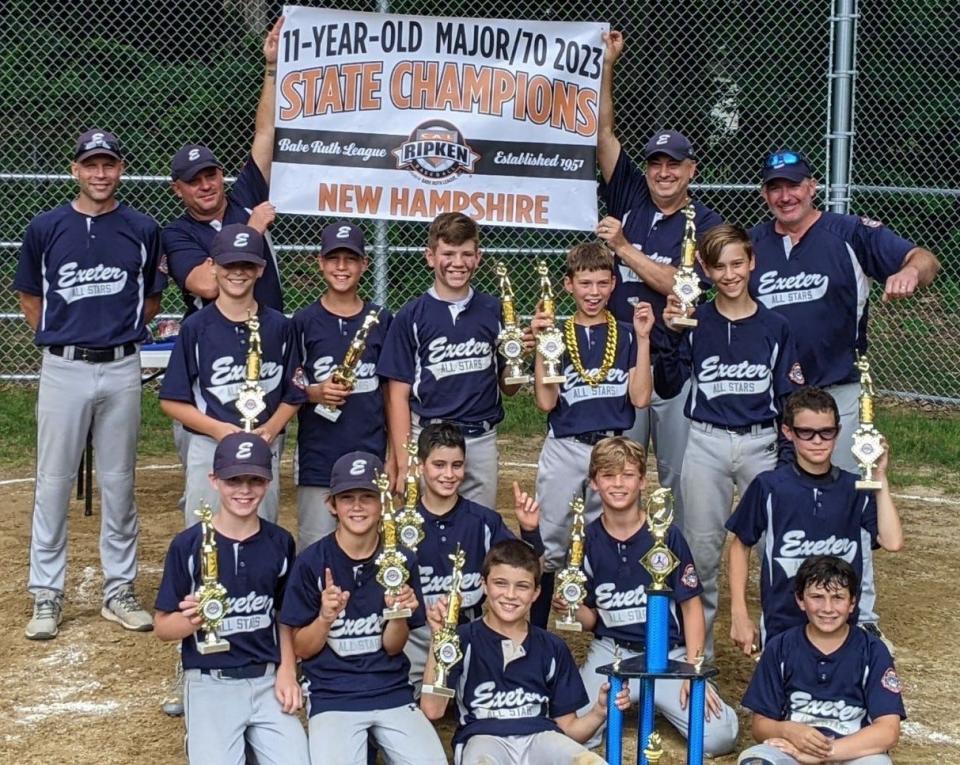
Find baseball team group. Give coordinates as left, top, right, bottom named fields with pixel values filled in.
left=14, top=17, right=943, bottom=765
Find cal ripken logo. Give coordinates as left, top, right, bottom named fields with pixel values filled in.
left=393, top=120, right=480, bottom=183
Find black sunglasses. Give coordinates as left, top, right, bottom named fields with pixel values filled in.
left=790, top=426, right=839, bottom=442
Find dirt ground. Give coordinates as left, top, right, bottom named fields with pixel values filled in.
left=0, top=433, right=957, bottom=764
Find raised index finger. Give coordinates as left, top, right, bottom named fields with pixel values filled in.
left=324, top=567, right=336, bottom=590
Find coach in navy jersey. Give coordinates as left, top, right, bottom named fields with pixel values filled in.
left=162, top=18, right=284, bottom=318
left=750, top=149, right=938, bottom=636
left=597, top=30, right=723, bottom=527
left=15, top=129, right=166, bottom=640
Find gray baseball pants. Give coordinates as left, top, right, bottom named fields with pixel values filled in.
left=458, top=731, right=605, bottom=765
left=308, top=703, right=447, bottom=764
left=739, top=742, right=891, bottom=765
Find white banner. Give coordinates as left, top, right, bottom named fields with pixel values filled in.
left=271, top=6, right=605, bottom=230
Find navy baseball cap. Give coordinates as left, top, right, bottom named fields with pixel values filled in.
left=644, top=130, right=696, bottom=161
left=329, top=451, right=383, bottom=496
left=212, top=224, right=266, bottom=266
left=171, top=143, right=223, bottom=182
left=321, top=222, right=366, bottom=258
left=762, top=150, right=813, bottom=184
left=74, top=129, right=122, bottom=162
left=213, top=433, right=272, bottom=480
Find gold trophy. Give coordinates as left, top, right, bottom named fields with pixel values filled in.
left=670, top=204, right=700, bottom=328
left=422, top=545, right=466, bottom=698
left=535, top=259, right=566, bottom=384
left=235, top=311, right=267, bottom=431
left=194, top=502, right=230, bottom=655
left=555, top=496, right=588, bottom=632
left=374, top=471, right=412, bottom=620
left=851, top=354, right=885, bottom=490
left=495, top=261, right=531, bottom=385
left=396, top=436, right=426, bottom=551
left=316, top=309, right=380, bottom=422
left=643, top=730, right=665, bottom=764
left=640, top=488, right=680, bottom=590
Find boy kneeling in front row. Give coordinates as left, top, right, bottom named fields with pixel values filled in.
left=739, top=555, right=904, bottom=765
left=421, top=539, right=630, bottom=765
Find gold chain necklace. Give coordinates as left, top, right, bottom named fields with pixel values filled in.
left=564, top=311, right=618, bottom=386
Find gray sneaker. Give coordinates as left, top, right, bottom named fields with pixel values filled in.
left=161, top=658, right=185, bottom=716
left=102, top=585, right=154, bottom=632
left=26, top=589, right=63, bottom=640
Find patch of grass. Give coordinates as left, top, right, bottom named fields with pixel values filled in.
left=501, top=391, right=547, bottom=440
left=875, top=406, right=960, bottom=492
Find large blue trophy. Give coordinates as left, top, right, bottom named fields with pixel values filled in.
left=598, top=488, right=717, bottom=764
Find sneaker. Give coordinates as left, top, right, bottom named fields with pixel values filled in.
left=860, top=622, right=895, bottom=656
left=25, top=589, right=63, bottom=640
left=102, top=585, right=154, bottom=632
left=161, top=658, right=184, bottom=717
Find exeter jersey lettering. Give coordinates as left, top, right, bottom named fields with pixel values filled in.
left=14, top=203, right=166, bottom=347
left=415, top=497, right=515, bottom=611
left=162, top=158, right=283, bottom=317
left=293, top=301, right=392, bottom=486
left=379, top=290, right=504, bottom=424
left=279, top=534, right=425, bottom=715
left=601, top=150, right=722, bottom=327
left=743, top=625, right=905, bottom=738
left=155, top=521, right=294, bottom=670
left=447, top=620, right=588, bottom=748
left=656, top=302, right=803, bottom=427
left=726, top=463, right=878, bottom=639
left=159, top=304, right=306, bottom=431
left=749, top=212, right=912, bottom=386
left=583, top=519, right=701, bottom=647
left=547, top=321, right=637, bottom=438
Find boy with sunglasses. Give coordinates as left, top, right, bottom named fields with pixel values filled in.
left=725, top=388, right=903, bottom=655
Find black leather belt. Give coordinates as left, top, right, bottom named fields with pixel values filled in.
left=48, top=343, right=137, bottom=363
left=425, top=419, right=494, bottom=438
left=694, top=420, right=775, bottom=435
left=200, top=663, right=272, bottom=679
left=572, top=430, right=622, bottom=446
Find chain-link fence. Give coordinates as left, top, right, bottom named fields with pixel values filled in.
left=1, top=0, right=957, bottom=399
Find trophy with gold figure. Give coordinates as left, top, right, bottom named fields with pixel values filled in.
left=535, top=260, right=566, bottom=384
left=641, top=488, right=680, bottom=590
left=851, top=354, right=885, bottom=490
left=396, top=436, right=426, bottom=551
left=235, top=311, right=267, bottom=431
left=316, top=308, right=380, bottom=422
left=194, top=502, right=230, bottom=655
left=643, top=731, right=665, bottom=764
left=495, top=261, right=531, bottom=385
left=670, top=204, right=701, bottom=328
left=555, top=496, right=588, bottom=632
left=422, top=545, right=466, bottom=698
left=374, top=471, right=412, bottom=620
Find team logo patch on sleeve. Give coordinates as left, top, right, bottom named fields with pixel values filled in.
left=159, top=253, right=169, bottom=275
left=681, top=564, right=700, bottom=589
left=292, top=367, right=308, bottom=389
left=789, top=362, right=805, bottom=385
left=881, top=667, right=902, bottom=694
left=859, top=216, right=883, bottom=228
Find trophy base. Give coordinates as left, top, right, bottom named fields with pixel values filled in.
left=671, top=316, right=698, bottom=328
left=504, top=375, right=532, bottom=386
left=539, top=375, right=566, bottom=384
left=383, top=606, right=413, bottom=620
left=856, top=479, right=882, bottom=490
left=555, top=619, right=583, bottom=633
left=197, top=639, right=231, bottom=655
left=422, top=683, right=456, bottom=698
left=315, top=404, right=342, bottom=422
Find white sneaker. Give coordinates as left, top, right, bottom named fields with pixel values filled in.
left=102, top=585, right=153, bottom=632
left=26, top=589, right=63, bottom=640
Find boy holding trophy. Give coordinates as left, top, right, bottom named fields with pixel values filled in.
left=280, top=451, right=446, bottom=765
left=153, top=433, right=308, bottom=765
left=292, top=221, right=392, bottom=549
left=528, top=241, right=654, bottom=626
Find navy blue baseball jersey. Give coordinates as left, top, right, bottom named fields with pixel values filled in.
left=749, top=212, right=912, bottom=387
left=601, top=150, right=722, bottom=327
left=155, top=519, right=295, bottom=670
left=655, top=302, right=804, bottom=427
left=162, top=158, right=283, bottom=316
left=447, top=619, right=589, bottom=749
left=158, top=303, right=305, bottom=432
left=743, top=625, right=906, bottom=737
left=547, top=320, right=637, bottom=438
left=415, top=497, right=515, bottom=614
left=378, top=289, right=504, bottom=425
left=725, top=463, right=879, bottom=639
left=14, top=203, right=166, bottom=347
left=279, top=533, right=425, bottom=715
left=293, top=301, right=392, bottom=486
left=583, top=518, right=702, bottom=648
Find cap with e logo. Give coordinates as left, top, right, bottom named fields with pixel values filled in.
left=213, top=432, right=273, bottom=479
left=211, top=224, right=266, bottom=267
left=320, top=221, right=366, bottom=258
left=170, top=143, right=223, bottom=182
left=329, top=451, right=383, bottom=496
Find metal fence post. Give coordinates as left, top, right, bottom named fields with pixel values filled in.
left=826, top=0, right=858, bottom=214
